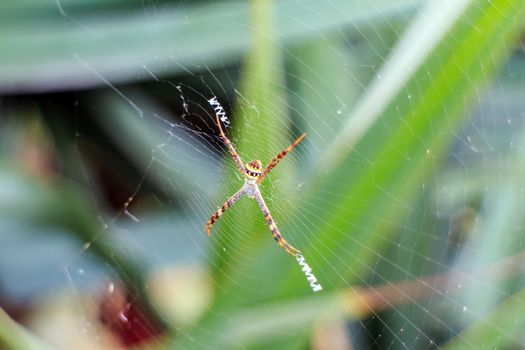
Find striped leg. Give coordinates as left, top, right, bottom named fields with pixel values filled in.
left=254, top=189, right=301, bottom=256
left=257, top=133, right=306, bottom=184
left=205, top=188, right=244, bottom=236
left=215, top=114, right=245, bottom=176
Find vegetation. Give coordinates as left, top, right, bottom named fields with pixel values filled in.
left=1, top=0, right=525, bottom=349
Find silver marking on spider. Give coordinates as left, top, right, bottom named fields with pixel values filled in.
left=243, top=179, right=258, bottom=199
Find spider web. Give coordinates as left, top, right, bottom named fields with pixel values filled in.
left=1, top=0, right=525, bottom=349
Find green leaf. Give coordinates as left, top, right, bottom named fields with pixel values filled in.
left=177, top=0, right=525, bottom=348
left=0, top=307, right=55, bottom=350
left=442, top=287, right=525, bottom=350
left=0, top=165, right=169, bottom=332
left=0, top=0, right=419, bottom=92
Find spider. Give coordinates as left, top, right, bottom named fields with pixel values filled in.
left=205, top=111, right=306, bottom=257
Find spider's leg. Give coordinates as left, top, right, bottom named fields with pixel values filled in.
left=254, top=188, right=301, bottom=256
left=215, top=114, right=245, bottom=175
left=205, top=187, right=244, bottom=236
left=257, top=133, right=306, bottom=184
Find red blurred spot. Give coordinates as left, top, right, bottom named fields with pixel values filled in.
left=98, top=285, right=164, bottom=347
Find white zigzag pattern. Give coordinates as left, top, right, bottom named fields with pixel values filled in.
left=296, top=254, right=323, bottom=292
left=208, top=96, right=230, bottom=127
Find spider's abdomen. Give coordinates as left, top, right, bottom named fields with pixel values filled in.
left=245, top=159, right=262, bottom=179
left=243, top=181, right=258, bottom=198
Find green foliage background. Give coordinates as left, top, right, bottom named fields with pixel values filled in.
left=1, top=0, right=525, bottom=349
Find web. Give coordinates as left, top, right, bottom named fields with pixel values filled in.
left=1, top=0, right=525, bottom=349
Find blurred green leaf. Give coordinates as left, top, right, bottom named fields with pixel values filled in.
left=284, top=0, right=525, bottom=294
left=442, top=286, right=525, bottom=350
left=3, top=0, right=524, bottom=348
left=176, top=0, right=525, bottom=348
left=0, top=165, right=169, bottom=331
left=208, top=0, right=291, bottom=283
left=288, top=36, right=361, bottom=161
left=0, top=307, right=55, bottom=350
left=0, top=0, right=419, bottom=92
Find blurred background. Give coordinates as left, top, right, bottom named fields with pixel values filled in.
left=1, top=0, right=525, bottom=349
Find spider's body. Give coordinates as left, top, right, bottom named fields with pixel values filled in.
left=205, top=111, right=306, bottom=257
left=244, top=160, right=262, bottom=197
left=243, top=179, right=258, bottom=198
left=245, top=160, right=262, bottom=180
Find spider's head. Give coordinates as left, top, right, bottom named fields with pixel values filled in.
left=245, top=160, right=262, bottom=180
